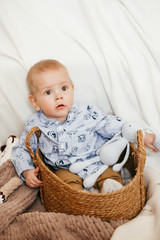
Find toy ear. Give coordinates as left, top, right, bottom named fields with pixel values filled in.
left=69, top=156, right=100, bottom=173
left=112, top=143, right=130, bottom=172
left=99, top=138, right=128, bottom=166
left=83, top=165, right=108, bottom=188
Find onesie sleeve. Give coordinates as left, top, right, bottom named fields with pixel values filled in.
left=95, top=107, right=126, bottom=140
left=11, top=130, right=37, bottom=181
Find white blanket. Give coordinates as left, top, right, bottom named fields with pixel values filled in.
left=111, top=166, right=160, bottom=240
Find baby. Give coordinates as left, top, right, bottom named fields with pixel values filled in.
left=11, top=59, right=157, bottom=193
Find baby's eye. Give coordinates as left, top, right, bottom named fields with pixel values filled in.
left=62, top=86, right=67, bottom=91
left=45, top=90, right=52, bottom=95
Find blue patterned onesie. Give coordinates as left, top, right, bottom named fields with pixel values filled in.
left=11, top=102, right=125, bottom=181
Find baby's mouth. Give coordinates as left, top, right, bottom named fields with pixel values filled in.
left=56, top=104, right=65, bottom=109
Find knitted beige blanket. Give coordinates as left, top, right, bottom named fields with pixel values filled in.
left=0, top=137, right=127, bottom=240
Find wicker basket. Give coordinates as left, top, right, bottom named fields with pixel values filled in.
left=25, top=126, right=146, bottom=221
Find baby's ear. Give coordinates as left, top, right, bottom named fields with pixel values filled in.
left=28, top=95, right=40, bottom=111
left=70, top=79, right=74, bottom=89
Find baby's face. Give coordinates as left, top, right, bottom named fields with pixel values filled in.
left=30, top=68, right=74, bottom=123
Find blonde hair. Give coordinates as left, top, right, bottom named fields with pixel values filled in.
left=26, top=59, right=67, bottom=95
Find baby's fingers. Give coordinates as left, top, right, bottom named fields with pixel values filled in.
left=27, top=177, right=43, bottom=188
left=33, top=176, right=43, bottom=185
left=34, top=167, right=40, bottom=176
left=29, top=181, right=43, bottom=188
left=148, top=144, right=158, bottom=152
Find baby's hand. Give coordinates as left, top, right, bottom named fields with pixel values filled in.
left=144, top=132, right=157, bottom=152
left=22, top=167, right=43, bottom=188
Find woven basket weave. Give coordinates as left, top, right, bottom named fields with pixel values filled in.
left=25, top=127, right=146, bottom=221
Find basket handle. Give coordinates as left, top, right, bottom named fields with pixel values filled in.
left=137, top=130, right=146, bottom=170
left=137, top=130, right=146, bottom=208
left=25, top=126, right=41, bottom=166
left=25, top=127, right=44, bottom=205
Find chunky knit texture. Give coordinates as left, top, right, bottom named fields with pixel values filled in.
left=0, top=211, right=127, bottom=240
left=0, top=136, right=127, bottom=239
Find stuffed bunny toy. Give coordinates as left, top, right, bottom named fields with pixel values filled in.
left=70, top=122, right=160, bottom=188
left=98, top=122, right=145, bottom=172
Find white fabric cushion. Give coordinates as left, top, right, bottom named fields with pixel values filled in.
left=0, top=0, right=160, bottom=162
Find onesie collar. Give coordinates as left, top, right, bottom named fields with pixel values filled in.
left=39, top=102, right=78, bottom=126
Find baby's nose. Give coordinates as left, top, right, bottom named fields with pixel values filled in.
left=55, top=93, right=63, bottom=101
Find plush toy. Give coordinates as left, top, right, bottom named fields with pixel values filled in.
left=0, top=136, right=23, bottom=203
left=98, top=122, right=145, bottom=172
left=70, top=122, right=160, bottom=188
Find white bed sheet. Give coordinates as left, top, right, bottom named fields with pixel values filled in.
left=111, top=166, right=160, bottom=240
left=1, top=1, right=160, bottom=239
left=0, top=0, right=160, bottom=171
